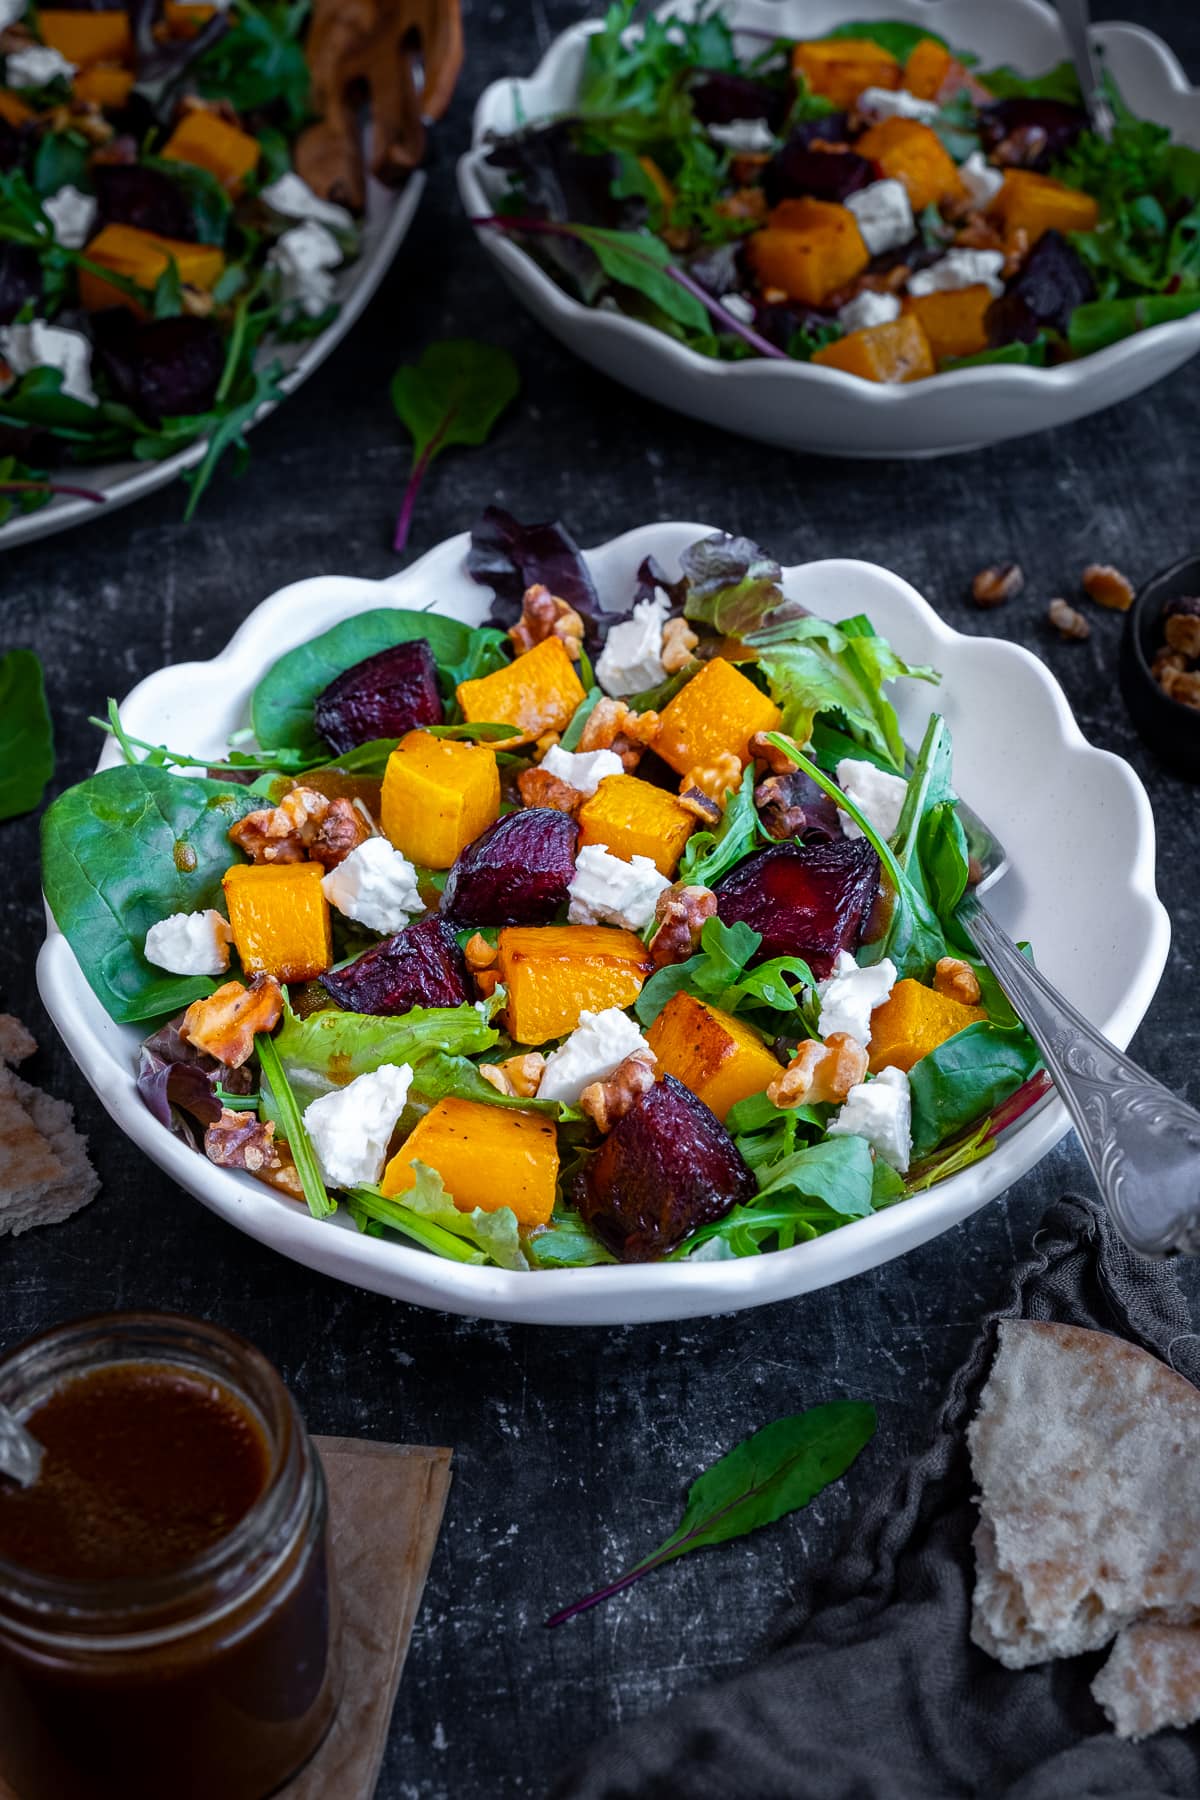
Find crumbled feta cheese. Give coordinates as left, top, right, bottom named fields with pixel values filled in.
left=817, top=950, right=897, bottom=1046
left=908, top=249, right=1005, bottom=299
left=595, top=594, right=669, bottom=697
left=144, top=909, right=233, bottom=977
left=538, top=1008, right=652, bottom=1105
left=828, top=1064, right=912, bottom=1172
left=707, top=118, right=776, bottom=153
left=302, top=1063, right=413, bottom=1189
left=0, top=0, right=28, bottom=32
left=260, top=171, right=354, bottom=233
left=836, top=757, right=910, bottom=843
left=0, top=320, right=96, bottom=405
left=718, top=292, right=756, bottom=325
left=838, top=289, right=902, bottom=333
left=320, top=837, right=421, bottom=935
left=5, top=44, right=74, bottom=87
left=267, top=221, right=343, bottom=318
left=567, top=844, right=670, bottom=931
left=539, top=744, right=624, bottom=796
left=42, top=184, right=97, bottom=250
left=845, top=179, right=915, bottom=256
left=959, top=150, right=1004, bottom=210
left=857, top=86, right=939, bottom=123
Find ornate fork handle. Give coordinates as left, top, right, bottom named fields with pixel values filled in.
left=957, top=894, right=1200, bottom=1258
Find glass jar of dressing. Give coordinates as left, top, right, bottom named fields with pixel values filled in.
left=0, top=1313, right=341, bottom=1800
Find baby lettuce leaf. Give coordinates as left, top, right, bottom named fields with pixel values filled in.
left=546, top=1401, right=876, bottom=1625
left=886, top=713, right=970, bottom=924
left=351, top=1163, right=528, bottom=1270
left=753, top=616, right=938, bottom=772
left=250, top=608, right=506, bottom=756
left=41, top=765, right=259, bottom=1023
left=0, top=649, right=55, bottom=821
left=267, top=999, right=499, bottom=1112
left=680, top=1134, right=876, bottom=1257
left=1068, top=293, right=1200, bottom=357
left=529, top=1209, right=619, bottom=1267
left=635, top=916, right=814, bottom=1029
left=678, top=533, right=792, bottom=637
left=675, top=762, right=762, bottom=888
left=390, top=340, right=520, bottom=553
left=909, top=1020, right=1041, bottom=1156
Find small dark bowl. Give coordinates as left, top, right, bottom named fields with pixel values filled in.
left=1120, top=552, right=1200, bottom=780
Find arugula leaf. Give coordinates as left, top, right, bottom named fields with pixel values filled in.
left=352, top=1163, right=528, bottom=1269
left=909, top=1020, right=1041, bottom=1156
left=887, top=714, right=970, bottom=923
left=636, top=915, right=814, bottom=1030
left=676, top=762, right=762, bottom=887
left=41, top=765, right=259, bottom=1023
left=251, top=607, right=506, bottom=755
left=255, top=1032, right=334, bottom=1219
left=1067, top=292, right=1200, bottom=357
left=546, top=1401, right=876, bottom=1625
left=390, top=340, right=520, bottom=553
left=0, top=650, right=55, bottom=821
left=194, top=0, right=313, bottom=130
left=348, top=1181, right=488, bottom=1263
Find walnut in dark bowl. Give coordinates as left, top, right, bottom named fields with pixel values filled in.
left=1120, top=554, right=1200, bottom=780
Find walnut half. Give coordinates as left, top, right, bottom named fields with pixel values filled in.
left=180, top=976, right=284, bottom=1069
left=579, top=1050, right=657, bottom=1133
left=649, top=883, right=716, bottom=968
left=767, top=1033, right=867, bottom=1109
left=228, top=786, right=370, bottom=869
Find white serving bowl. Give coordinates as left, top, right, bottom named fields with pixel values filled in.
left=38, top=522, right=1169, bottom=1324
left=458, top=0, right=1200, bottom=457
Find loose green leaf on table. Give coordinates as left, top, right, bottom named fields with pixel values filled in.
left=546, top=1401, right=876, bottom=1625
left=0, top=650, right=55, bottom=821
left=391, top=340, right=520, bottom=552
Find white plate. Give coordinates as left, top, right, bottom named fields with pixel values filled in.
left=37, top=521, right=1170, bottom=1324
left=1, top=171, right=425, bottom=550
left=458, top=0, right=1200, bottom=457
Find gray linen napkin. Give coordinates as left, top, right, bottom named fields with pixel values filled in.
left=553, top=1197, right=1200, bottom=1800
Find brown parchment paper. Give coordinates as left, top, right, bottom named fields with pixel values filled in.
left=0, top=1437, right=453, bottom=1800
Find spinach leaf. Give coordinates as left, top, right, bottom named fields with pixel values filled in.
left=680, top=1134, right=877, bottom=1256
left=351, top=1163, right=528, bottom=1269
left=909, top=1020, right=1041, bottom=1156
left=572, top=223, right=710, bottom=330
left=826, top=19, right=945, bottom=61
left=195, top=0, right=313, bottom=130
left=546, top=1401, right=876, bottom=1625
left=390, top=340, right=520, bottom=553
left=755, top=1133, right=875, bottom=1216
left=528, top=1210, right=619, bottom=1267
left=942, top=338, right=1050, bottom=370
left=1067, top=293, right=1200, bottom=357
left=41, top=765, right=259, bottom=1023
left=250, top=607, right=504, bottom=755
left=635, top=916, right=814, bottom=1029
left=0, top=649, right=54, bottom=821
left=675, top=762, right=762, bottom=887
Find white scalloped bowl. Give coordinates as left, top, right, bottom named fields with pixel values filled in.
left=458, top=0, right=1200, bottom=457
left=38, top=523, right=1169, bottom=1323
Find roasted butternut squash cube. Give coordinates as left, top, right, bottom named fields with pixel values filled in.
left=747, top=198, right=870, bottom=307
left=791, top=37, right=900, bottom=109
left=498, top=924, right=652, bottom=1044
left=856, top=117, right=965, bottom=211
left=990, top=169, right=1099, bottom=250
left=78, top=223, right=224, bottom=314
left=74, top=64, right=135, bottom=107
left=905, top=285, right=993, bottom=362
left=161, top=108, right=261, bottom=194
left=867, top=977, right=986, bottom=1073
left=380, top=731, right=500, bottom=870
left=813, top=312, right=936, bottom=383
left=381, top=1096, right=559, bottom=1228
left=646, top=991, right=782, bottom=1122
left=655, top=656, right=782, bottom=776
left=164, top=0, right=218, bottom=35
left=222, top=863, right=333, bottom=983
left=40, top=10, right=133, bottom=66
left=0, top=91, right=34, bottom=126
left=456, top=636, right=585, bottom=745
left=903, top=36, right=954, bottom=99
left=577, top=774, right=695, bottom=877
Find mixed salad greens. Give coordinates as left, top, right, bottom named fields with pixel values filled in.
left=41, top=509, right=1047, bottom=1271
left=479, top=3, right=1200, bottom=379
left=0, top=0, right=457, bottom=524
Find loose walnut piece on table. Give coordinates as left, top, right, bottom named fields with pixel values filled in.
left=509, top=583, right=585, bottom=662
left=933, top=956, right=982, bottom=1005
left=768, top=1033, right=867, bottom=1110
left=1081, top=563, right=1135, bottom=612
left=971, top=563, right=1024, bottom=608
left=180, top=976, right=284, bottom=1069
left=479, top=1052, right=546, bottom=1099
left=579, top=1051, right=657, bottom=1133
left=649, top=883, right=717, bottom=968
left=660, top=616, right=699, bottom=675
left=1163, top=597, right=1200, bottom=659
left=1047, top=598, right=1090, bottom=642
left=229, top=786, right=370, bottom=869
left=516, top=765, right=585, bottom=815
left=578, top=698, right=661, bottom=773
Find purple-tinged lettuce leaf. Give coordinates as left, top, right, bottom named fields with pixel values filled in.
left=137, top=1016, right=251, bottom=1143
left=680, top=532, right=806, bottom=635
left=467, top=505, right=610, bottom=641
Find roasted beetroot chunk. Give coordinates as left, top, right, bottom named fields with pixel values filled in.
left=0, top=246, right=41, bottom=325
left=986, top=230, right=1093, bottom=344
left=714, top=839, right=879, bottom=977
left=314, top=640, right=443, bottom=755
left=94, top=163, right=197, bottom=241
left=574, top=1074, right=755, bottom=1261
left=763, top=143, right=875, bottom=208
left=979, top=98, right=1086, bottom=170
left=688, top=72, right=789, bottom=132
left=319, top=915, right=468, bottom=1014
left=441, top=809, right=579, bottom=925
left=92, top=313, right=225, bottom=423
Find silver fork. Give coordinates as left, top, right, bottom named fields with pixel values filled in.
left=1057, top=0, right=1117, bottom=140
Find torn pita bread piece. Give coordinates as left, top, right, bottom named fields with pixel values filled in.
left=968, top=1318, right=1200, bottom=1740
left=0, top=1014, right=99, bottom=1236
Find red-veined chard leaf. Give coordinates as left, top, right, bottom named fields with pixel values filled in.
left=390, top=339, right=520, bottom=552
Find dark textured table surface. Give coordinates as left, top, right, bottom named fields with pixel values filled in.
left=3, top=4, right=1200, bottom=1794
